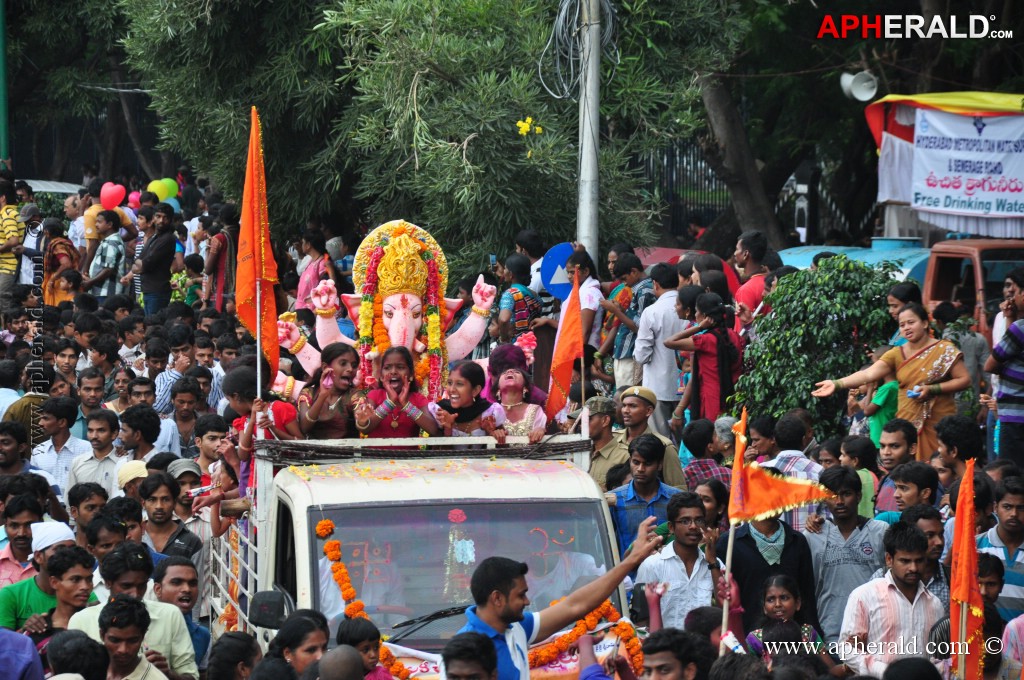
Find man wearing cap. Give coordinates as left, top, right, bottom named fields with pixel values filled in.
left=118, top=461, right=149, bottom=503
left=0, top=180, right=23, bottom=314
left=612, top=386, right=686, bottom=489
left=16, top=205, right=44, bottom=287
left=0, top=522, right=97, bottom=630
left=169, top=460, right=210, bottom=546
left=170, top=459, right=210, bottom=619
left=572, top=396, right=628, bottom=491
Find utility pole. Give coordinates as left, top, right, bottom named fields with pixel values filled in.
left=0, top=0, right=9, bottom=163
left=576, top=0, right=600, bottom=259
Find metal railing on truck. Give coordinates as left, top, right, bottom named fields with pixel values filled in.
left=205, top=434, right=591, bottom=646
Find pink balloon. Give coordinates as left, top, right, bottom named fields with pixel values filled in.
left=128, top=191, right=141, bottom=209
left=100, top=183, right=127, bottom=210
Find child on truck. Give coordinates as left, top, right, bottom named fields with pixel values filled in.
left=336, top=617, right=392, bottom=680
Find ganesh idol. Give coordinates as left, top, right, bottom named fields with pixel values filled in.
left=273, top=220, right=496, bottom=401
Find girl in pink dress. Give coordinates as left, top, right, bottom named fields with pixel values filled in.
left=296, top=230, right=338, bottom=311
left=337, top=618, right=394, bottom=680
left=354, top=346, right=440, bottom=441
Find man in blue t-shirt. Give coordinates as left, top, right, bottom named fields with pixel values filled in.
left=455, top=517, right=663, bottom=680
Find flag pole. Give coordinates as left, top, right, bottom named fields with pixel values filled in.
left=956, top=602, right=967, bottom=679
left=255, top=276, right=264, bottom=442
left=718, top=522, right=737, bottom=656
left=576, top=270, right=584, bottom=415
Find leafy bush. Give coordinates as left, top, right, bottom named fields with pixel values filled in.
left=733, top=256, right=898, bottom=437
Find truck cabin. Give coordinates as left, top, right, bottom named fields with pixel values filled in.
left=232, top=444, right=621, bottom=655
left=923, top=240, right=1024, bottom=343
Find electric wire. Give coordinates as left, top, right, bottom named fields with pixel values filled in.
left=538, top=0, right=619, bottom=101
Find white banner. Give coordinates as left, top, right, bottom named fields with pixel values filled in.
left=911, top=108, right=1024, bottom=217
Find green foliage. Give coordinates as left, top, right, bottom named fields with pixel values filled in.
left=732, top=256, right=897, bottom=438
left=309, top=0, right=668, bottom=282
left=119, top=0, right=749, bottom=283
left=8, top=0, right=127, bottom=144
left=120, top=0, right=344, bottom=228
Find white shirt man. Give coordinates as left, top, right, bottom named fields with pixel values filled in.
left=634, top=266, right=685, bottom=438
left=838, top=532, right=943, bottom=676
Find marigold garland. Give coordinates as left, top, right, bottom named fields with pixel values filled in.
left=527, top=600, right=642, bottom=673
left=322, top=533, right=410, bottom=680
left=315, top=520, right=335, bottom=539
left=372, top=296, right=391, bottom=354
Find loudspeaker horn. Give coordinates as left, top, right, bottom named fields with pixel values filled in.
left=840, top=71, right=878, bottom=102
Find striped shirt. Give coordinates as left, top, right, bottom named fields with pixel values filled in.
left=978, top=526, right=1024, bottom=622
left=993, top=320, right=1024, bottom=422
left=1002, top=613, right=1024, bottom=664
left=30, top=436, right=93, bottom=499
left=134, top=236, right=145, bottom=298
left=0, top=205, right=21, bottom=275
left=614, top=278, right=656, bottom=360
left=89, top=232, right=126, bottom=298
left=683, top=457, right=732, bottom=492
left=498, top=284, right=541, bottom=340
left=761, top=451, right=823, bottom=531
left=839, top=572, right=944, bottom=676
left=870, top=562, right=950, bottom=618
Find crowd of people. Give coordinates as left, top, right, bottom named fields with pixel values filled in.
left=0, top=168, right=1018, bottom=680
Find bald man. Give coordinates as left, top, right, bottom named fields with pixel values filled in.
left=307, top=645, right=364, bottom=680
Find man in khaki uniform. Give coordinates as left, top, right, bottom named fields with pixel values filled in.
left=571, top=396, right=628, bottom=491
left=611, top=386, right=685, bottom=488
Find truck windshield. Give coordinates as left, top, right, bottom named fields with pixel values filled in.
left=311, top=499, right=617, bottom=649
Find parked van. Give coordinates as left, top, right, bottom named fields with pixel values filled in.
left=779, top=238, right=931, bottom=282
left=206, top=435, right=623, bottom=663
left=922, top=239, right=1024, bottom=343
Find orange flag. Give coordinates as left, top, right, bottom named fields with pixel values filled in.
left=951, top=458, right=984, bottom=680
left=728, top=408, right=832, bottom=524
left=546, top=272, right=583, bottom=421
left=236, top=106, right=279, bottom=375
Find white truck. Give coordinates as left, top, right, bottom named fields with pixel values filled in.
left=206, top=434, right=625, bottom=659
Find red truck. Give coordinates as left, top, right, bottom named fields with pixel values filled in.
left=923, top=239, right=1024, bottom=343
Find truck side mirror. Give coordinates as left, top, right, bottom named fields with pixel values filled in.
left=249, top=590, right=287, bottom=629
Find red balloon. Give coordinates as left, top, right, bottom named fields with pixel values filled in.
left=100, top=183, right=127, bottom=210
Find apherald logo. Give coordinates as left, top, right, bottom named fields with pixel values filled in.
left=817, top=14, right=1012, bottom=40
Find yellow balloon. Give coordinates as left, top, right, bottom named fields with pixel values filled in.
left=148, top=179, right=170, bottom=201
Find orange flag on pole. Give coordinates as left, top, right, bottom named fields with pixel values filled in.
left=236, top=106, right=279, bottom=375
left=951, top=458, right=984, bottom=680
left=728, top=408, right=832, bottom=524
left=546, top=272, right=583, bottom=421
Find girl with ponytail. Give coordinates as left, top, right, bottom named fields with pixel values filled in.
left=666, top=292, right=743, bottom=420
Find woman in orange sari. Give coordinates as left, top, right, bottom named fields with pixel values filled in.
left=813, top=302, right=970, bottom=460
left=42, top=220, right=80, bottom=306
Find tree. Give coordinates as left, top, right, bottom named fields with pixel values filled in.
left=732, top=256, right=897, bottom=437
left=6, top=0, right=168, bottom=180
left=693, top=0, right=1024, bottom=257
left=310, top=0, right=673, bottom=280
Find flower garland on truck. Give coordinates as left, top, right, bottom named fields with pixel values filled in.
left=316, top=519, right=642, bottom=678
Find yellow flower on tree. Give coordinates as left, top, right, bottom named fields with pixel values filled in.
left=516, top=116, right=535, bottom=136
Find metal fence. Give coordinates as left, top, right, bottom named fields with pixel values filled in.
left=207, top=519, right=267, bottom=645
left=639, top=140, right=872, bottom=242
left=636, top=140, right=731, bottom=237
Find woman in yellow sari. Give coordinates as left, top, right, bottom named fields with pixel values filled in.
left=41, top=220, right=80, bottom=306
left=813, top=302, right=970, bottom=460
